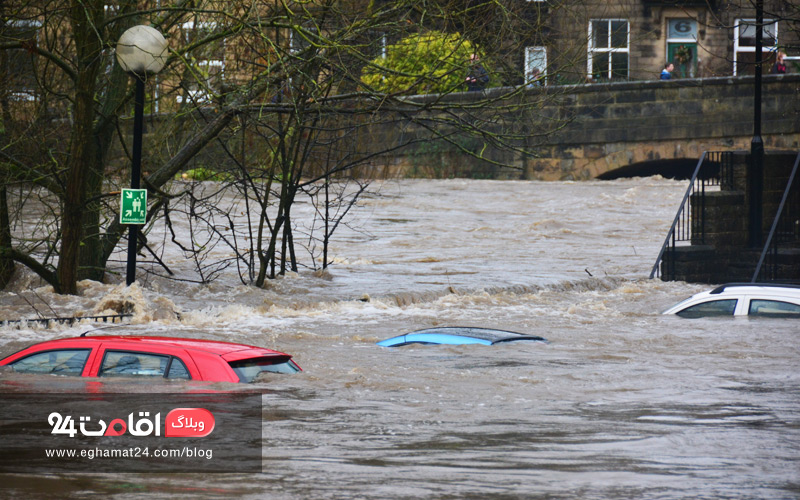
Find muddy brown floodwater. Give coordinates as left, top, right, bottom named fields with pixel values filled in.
left=1, top=178, right=798, bottom=499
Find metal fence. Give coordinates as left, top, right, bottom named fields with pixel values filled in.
left=1, top=313, right=132, bottom=329
left=752, top=152, right=800, bottom=282
left=650, top=151, right=734, bottom=280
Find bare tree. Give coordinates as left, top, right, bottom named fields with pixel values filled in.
left=0, top=0, right=579, bottom=293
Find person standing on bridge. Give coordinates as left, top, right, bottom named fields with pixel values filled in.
left=466, top=54, right=489, bottom=91
left=771, top=51, right=787, bottom=74
left=660, top=62, right=674, bottom=80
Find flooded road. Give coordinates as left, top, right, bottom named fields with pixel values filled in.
left=1, top=178, right=799, bottom=499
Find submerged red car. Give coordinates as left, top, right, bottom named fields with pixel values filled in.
left=0, top=336, right=301, bottom=383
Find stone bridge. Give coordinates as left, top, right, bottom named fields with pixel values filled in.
left=369, top=74, right=800, bottom=180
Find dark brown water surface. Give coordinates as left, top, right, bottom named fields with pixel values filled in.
left=1, top=179, right=798, bottom=499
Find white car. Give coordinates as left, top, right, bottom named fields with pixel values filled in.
left=663, top=283, right=800, bottom=318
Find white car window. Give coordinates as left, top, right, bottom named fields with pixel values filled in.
left=749, top=299, right=800, bottom=317
left=676, top=299, right=737, bottom=318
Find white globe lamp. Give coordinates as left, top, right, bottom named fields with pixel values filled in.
left=116, top=25, right=168, bottom=76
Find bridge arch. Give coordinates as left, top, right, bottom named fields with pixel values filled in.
left=518, top=75, right=800, bottom=180
left=596, top=158, right=699, bottom=180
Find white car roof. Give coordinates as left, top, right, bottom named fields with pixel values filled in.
left=663, top=283, right=800, bottom=315
left=706, top=283, right=800, bottom=298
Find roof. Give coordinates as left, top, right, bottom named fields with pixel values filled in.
left=709, top=283, right=800, bottom=295
left=55, top=335, right=278, bottom=356
left=377, top=327, right=547, bottom=347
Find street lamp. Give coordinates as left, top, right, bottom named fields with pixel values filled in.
left=749, top=0, right=764, bottom=248
left=115, top=25, right=168, bottom=286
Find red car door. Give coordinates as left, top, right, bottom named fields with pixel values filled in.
left=87, top=342, right=201, bottom=380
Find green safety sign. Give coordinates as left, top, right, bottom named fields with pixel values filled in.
left=120, top=188, right=147, bottom=225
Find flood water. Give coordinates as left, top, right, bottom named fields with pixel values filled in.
left=1, top=178, right=799, bottom=499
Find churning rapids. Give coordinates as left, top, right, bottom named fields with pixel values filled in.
left=1, top=178, right=798, bottom=499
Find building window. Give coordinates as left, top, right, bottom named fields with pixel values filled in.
left=733, top=19, right=778, bottom=76
left=361, top=30, right=386, bottom=60
left=667, top=19, right=698, bottom=78
left=178, top=21, right=225, bottom=104
left=289, top=26, right=319, bottom=56
left=2, top=20, right=41, bottom=100
left=588, top=19, right=629, bottom=81
left=524, top=46, right=546, bottom=86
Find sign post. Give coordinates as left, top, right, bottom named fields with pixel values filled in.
left=120, top=188, right=147, bottom=225
left=121, top=187, right=147, bottom=286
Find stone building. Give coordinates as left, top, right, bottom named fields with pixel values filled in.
left=517, top=0, right=799, bottom=85
left=4, top=1, right=798, bottom=104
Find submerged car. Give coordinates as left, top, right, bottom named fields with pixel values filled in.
left=377, top=327, right=547, bottom=347
left=663, top=283, right=800, bottom=318
left=0, top=336, right=301, bottom=383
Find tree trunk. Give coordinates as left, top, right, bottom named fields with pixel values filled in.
left=0, top=187, right=14, bottom=288
left=57, top=0, right=103, bottom=294
left=77, top=159, right=105, bottom=282
left=79, top=15, right=133, bottom=283
left=0, top=1, right=16, bottom=288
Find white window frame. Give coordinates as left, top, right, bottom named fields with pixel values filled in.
left=733, top=18, right=778, bottom=76
left=587, top=19, right=630, bottom=81
left=289, top=26, right=319, bottom=55
left=524, top=46, right=547, bottom=86
left=667, top=18, right=698, bottom=45
left=177, top=20, right=224, bottom=104
left=6, top=19, right=42, bottom=101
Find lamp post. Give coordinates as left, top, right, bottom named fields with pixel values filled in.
left=749, top=0, right=764, bottom=248
left=115, top=25, right=168, bottom=286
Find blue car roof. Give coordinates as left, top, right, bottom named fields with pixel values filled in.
left=377, top=327, right=547, bottom=347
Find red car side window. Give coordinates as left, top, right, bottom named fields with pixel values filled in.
left=100, top=351, right=169, bottom=378
left=99, top=350, right=192, bottom=380
left=166, top=357, right=191, bottom=380
left=9, top=349, right=90, bottom=376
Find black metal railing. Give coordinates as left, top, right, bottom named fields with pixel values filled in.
left=1, top=313, right=132, bottom=328
left=752, top=151, right=800, bottom=282
left=650, top=151, right=735, bottom=280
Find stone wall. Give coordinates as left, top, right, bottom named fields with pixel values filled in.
left=122, top=75, right=800, bottom=182
left=363, top=74, right=800, bottom=180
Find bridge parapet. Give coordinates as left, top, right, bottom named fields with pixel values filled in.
left=369, top=75, right=800, bottom=180
left=527, top=75, right=799, bottom=180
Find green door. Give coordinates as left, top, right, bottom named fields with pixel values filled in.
left=668, top=43, right=697, bottom=78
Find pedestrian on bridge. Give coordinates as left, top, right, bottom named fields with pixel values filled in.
left=660, top=62, right=674, bottom=80
left=466, top=54, right=489, bottom=91
left=771, top=51, right=787, bottom=74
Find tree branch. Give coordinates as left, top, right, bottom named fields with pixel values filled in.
left=0, top=247, right=60, bottom=293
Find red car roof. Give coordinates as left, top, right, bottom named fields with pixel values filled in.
left=41, top=336, right=287, bottom=357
